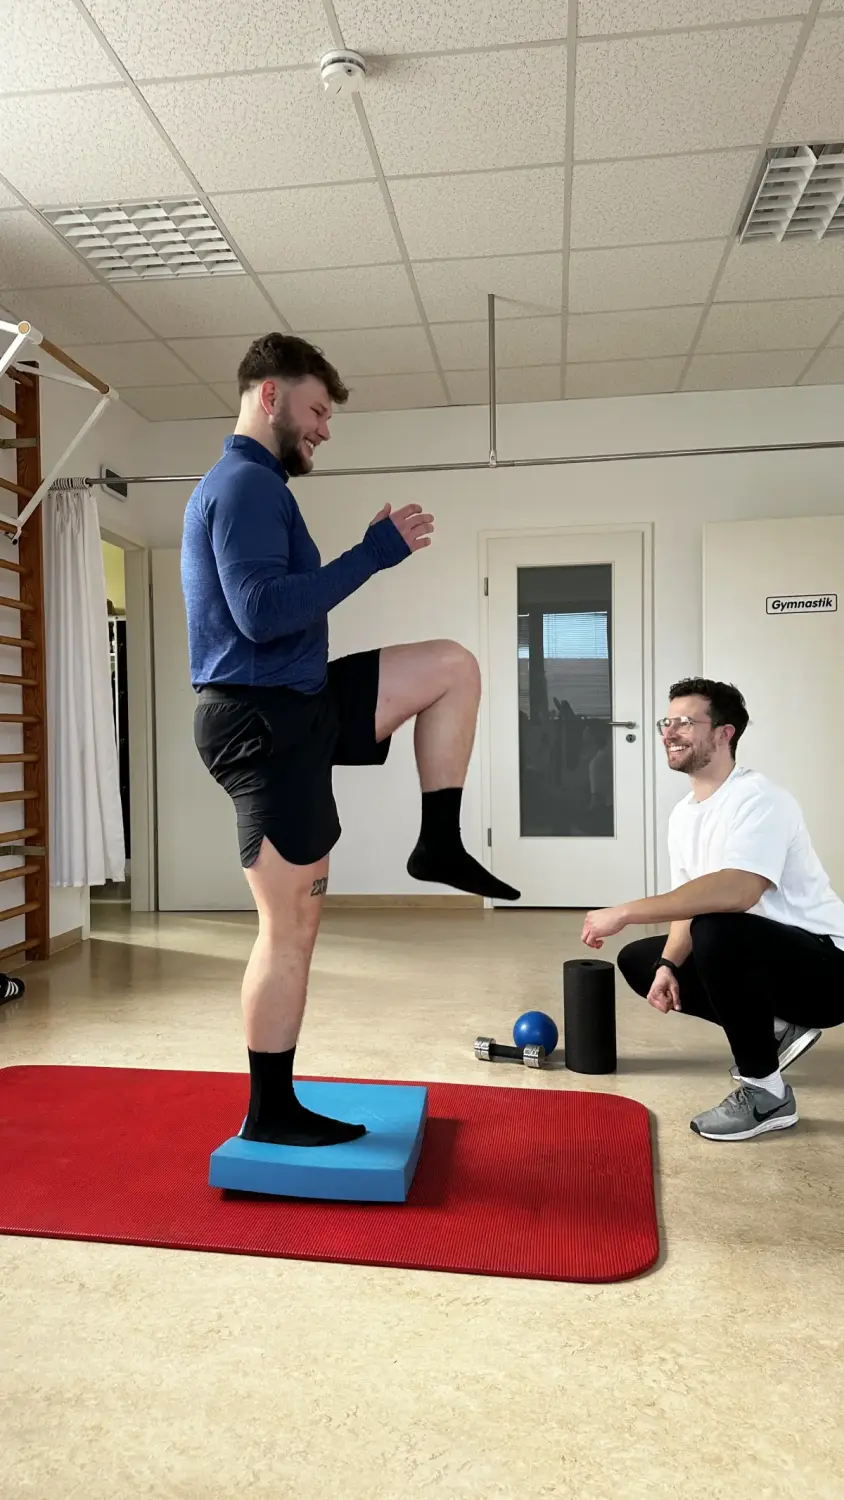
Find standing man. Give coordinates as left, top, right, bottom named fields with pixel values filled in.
left=181, top=333, right=518, bottom=1150
left=581, top=678, right=844, bottom=1141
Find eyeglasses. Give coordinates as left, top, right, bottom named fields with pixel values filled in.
left=656, top=716, right=709, bottom=735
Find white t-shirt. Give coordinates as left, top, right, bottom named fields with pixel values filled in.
left=668, top=765, right=844, bottom=950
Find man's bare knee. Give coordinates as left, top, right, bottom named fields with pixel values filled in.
left=245, top=839, right=328, bottom=941
left=435, top=639, right=480, bottom=697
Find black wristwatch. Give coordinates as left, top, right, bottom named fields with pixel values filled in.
left=655, top=957, right=679, bottom=978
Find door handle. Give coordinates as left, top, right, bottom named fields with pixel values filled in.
left=605, top=720, right=637, bottom=729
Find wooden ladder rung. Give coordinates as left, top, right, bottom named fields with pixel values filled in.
left=0, top=635, right=35, bottom=648
left=0, top=557, right=25, bottom=575
left=0, top=403, right=23, bottom=427
left=0, top=862, right=38, bottom=883
left=0, top=937, right=38, bottom=962
left=0, top=674, right=37, bottom=686
left=0, top=899, right=40, bottom=921
left=0, top=789, right=37, bottom=803
left=0, top=827, right=40, bottom=841
left=0, top=596, right=33, bottom=611
left=0, top=714, right=40, bottom=723
left=0, top=476, right=32, bottom=501
left=0, top=753, right=38, bottom=764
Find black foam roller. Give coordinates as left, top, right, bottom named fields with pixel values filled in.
left=563, top=958, right=617, bottom=1074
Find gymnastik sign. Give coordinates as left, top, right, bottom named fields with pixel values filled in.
left=766, top=593, right=838, bottom=614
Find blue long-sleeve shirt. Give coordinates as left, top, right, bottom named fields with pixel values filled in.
left=181, top=434, right=410, bottom=691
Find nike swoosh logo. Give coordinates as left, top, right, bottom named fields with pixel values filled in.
left=752, top=1103, right=785, bottom=1122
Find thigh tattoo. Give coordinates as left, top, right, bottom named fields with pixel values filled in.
left=311, top=876, right=328, bottom=898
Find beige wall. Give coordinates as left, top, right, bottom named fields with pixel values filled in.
left=102, top=540, right=125, bottom=614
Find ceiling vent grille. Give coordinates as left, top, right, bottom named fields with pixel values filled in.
left=739, top=145, right=844, bottom=244
left=42, top=198, right=245, bottom=281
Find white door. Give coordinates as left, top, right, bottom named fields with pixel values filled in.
left=704, top=515, right=844, bottom=893
left=486, top=530, right=647, bottom=908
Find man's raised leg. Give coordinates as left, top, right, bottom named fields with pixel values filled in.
left=240, top=837, right=365, bottom=1146
left=375, top=640, right=520, bottom=902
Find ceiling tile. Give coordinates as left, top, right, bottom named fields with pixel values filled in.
left=446, top=366, right=562, bottom=405
left=0, top=89, right=191, bottom=205
left=167, top=335, right=261, bottom=383
left=696, top=297, right=844, bottom=352
left=62, top=341, right=199, bottom=387
left=579, top=1, right=810, bottom=33
left=167, top=336, right=256, bottom=384
left=115, top=278, right=276, bottom=338
left=121, top=385, right=231, bottom=421
left=432, top=316, right=563, bottom=370
left=413, top=254, right=563, bottom=323
left=570, top=152, right=758, bottom=247
left=800, top=346, right=844, bottom=383
left=683, top=349, right=810, bottom=389
left=0, top=210, right=95, bottom=290
left=211, top=183, right=399, bottom=273
left=141, top=75, right=373, bottom=194
left=566, top=357, right=685, bottom=398
left=366, top=50, right=566, bottom=177
left=261, top=265, right=420, bottom=330
left=575, top=26, right=800, bottom=161
left=717, top=241, right=844, bottom=302
left=298, top=326, right=435, bottom=376
left=344, top=372, right=447, bottom=411
left=1, top=285, right=153, bottom=343
left=775, top=17, right=844, bottom=141
left=332, top=0, right=563, bottom=53
left=391, top=168, right=565, bottom=259
left=568, top=241, right=725, bottom=312
left=1, top=0, right=120, bottom=92
left=87, top=0, right=328, bottom=76
left=211, top=383, right=241, bottom=412
left=567, top=306, right=703, bottom=361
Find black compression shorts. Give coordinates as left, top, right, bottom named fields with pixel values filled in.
left=193, top=649, right=390, bottom=868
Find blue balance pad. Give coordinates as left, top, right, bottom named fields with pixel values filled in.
left=208, top=1081, right=428, bottom=1203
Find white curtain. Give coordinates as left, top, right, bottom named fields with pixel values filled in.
left=45, top=483, right=125, bottom=887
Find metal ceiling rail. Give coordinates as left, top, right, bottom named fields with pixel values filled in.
left=33, top=292, right=844, bottom=488
left=74, top=436, right=844, bottom=489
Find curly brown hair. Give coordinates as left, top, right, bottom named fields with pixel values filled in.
left=236, top=333, right=349, bottom=403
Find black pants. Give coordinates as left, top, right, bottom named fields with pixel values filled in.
left=618, top=913, right=844, bottom=1077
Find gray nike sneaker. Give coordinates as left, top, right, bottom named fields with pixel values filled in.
left=730, top=1024, right=821, bottom=1080
left=690, top=1082, right=798, bottom=1141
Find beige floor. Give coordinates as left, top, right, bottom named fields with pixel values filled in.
left=1, top=905, right=843, bottom=1500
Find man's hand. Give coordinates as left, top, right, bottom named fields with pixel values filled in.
left=647, top=967, right=681, bottom=1013
left=370, top=502, right=434, bottom=553
left=581, top=905, right=629, bottom=949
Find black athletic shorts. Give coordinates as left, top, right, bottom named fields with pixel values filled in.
left=193, top=649, right=390, bottom=868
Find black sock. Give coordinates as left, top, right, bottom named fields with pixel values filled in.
left=407, top=788, right=520, bottom=902
left=242, top=1047, right=367, bottom=1148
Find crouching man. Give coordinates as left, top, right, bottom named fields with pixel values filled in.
left=581, top=679, right=844, bottom=1141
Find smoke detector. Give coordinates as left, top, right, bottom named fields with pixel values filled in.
left=320, top=49, right=366, bottom=96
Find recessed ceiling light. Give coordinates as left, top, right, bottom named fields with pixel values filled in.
left=739, top=145, right=844, bottom=245
left=42, top=198, right=246, bottom=281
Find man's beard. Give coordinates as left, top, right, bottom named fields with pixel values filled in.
left=269, top=406, right=311, bottom=477
left=666, top=740, right=714, bottom=774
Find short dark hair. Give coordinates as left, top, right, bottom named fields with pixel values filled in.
left=236, top=332, right=349, bottom=403
left=668, top=677, right=749, bottom=759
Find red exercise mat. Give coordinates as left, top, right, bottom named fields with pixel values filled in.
left=0, top=1066, right=659, bottom=1283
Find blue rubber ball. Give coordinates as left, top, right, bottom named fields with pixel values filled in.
left=513, top=1010, right=559, bottom=1056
